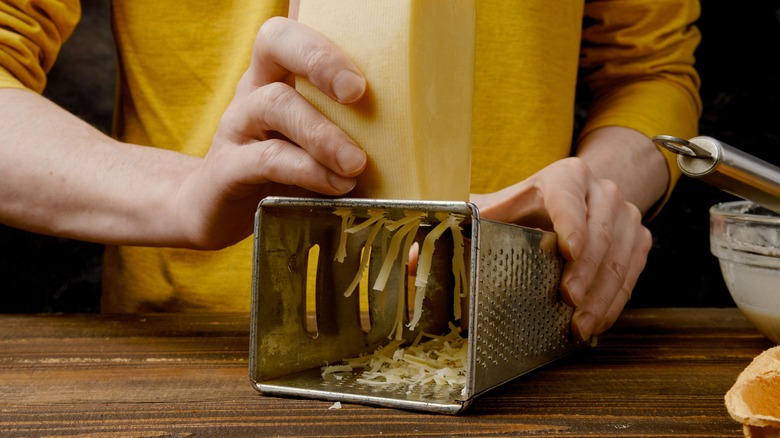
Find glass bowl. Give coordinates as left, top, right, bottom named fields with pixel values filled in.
left=711, top=200, right=780, bottom=344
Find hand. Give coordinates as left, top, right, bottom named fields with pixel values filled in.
left=176, top=17, right=368, bottom=248
left=470, top=157, right=652, bottom=341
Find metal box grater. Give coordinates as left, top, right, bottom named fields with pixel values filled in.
left=249, top=196, right=586, bottom=414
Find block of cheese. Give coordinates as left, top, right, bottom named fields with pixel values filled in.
left=296, top=0, right=476, bottom=201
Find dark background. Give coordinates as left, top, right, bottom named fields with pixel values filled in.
left=1, top=1, right=779, bottom=313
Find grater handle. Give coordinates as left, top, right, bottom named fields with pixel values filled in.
left=653, top=135, right=780, bottom=214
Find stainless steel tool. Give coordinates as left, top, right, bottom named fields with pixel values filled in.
left=248, top=196, right=587, bottom=414
left=653, top=135, right=780, bottom=214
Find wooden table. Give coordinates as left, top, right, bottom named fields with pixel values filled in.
left=0, top=308, right=772, bottom=437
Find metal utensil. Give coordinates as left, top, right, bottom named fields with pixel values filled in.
left=653, top=135, right=780, bottom=214
left=248, top=196, right=587, bottom=414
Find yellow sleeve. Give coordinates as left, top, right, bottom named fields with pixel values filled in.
left=578, top=0, right=702, bottom=219
left=0, top=0, right=81, bottom=92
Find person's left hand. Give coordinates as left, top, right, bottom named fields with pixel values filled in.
left=470, top=156, right=652, bottom=341
left=172, top=16, right=368, bottom=249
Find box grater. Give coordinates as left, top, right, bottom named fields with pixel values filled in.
left=249, top=196, right=587, bottom=414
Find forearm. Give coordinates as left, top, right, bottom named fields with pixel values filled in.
left=0, top=88, right=197, bottom=246
left=575, top=126, right=668, bottom=216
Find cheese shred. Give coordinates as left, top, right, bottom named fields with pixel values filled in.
left=372, top=211, right=425, bottom=292
left=321, top=322, right=467, bottom=394
left=342, top=210, right=387, bottom=297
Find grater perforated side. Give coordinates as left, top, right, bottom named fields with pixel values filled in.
left=249, top=197, right=587, bottom=414
left=470, top=219, right=576, bottom=395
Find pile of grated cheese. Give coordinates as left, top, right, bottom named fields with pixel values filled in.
left=322, top=323, right=468, bottom=396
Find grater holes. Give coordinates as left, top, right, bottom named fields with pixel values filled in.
left=476, top=244, right=570, bottom=370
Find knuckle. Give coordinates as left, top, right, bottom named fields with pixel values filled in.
left=594, top=220, right=614, bottom=247
left=305, top=117, right=331, bottom=139
left=300, top=119, right=334, bottom=153
left=599, top=178, right=621, bottom=196
left=606, top=259, right=628, bottom=283
left=590, top=291, right=613, bottom=312
left=300, top=43, right=333, bottom=77
left=216, top=105, right=241, bottom=138
left=638, top=225, right=653, bottom=253
left=623, top=200, right=643, bottom=223
left=255, top=139, right=285, bottom=168
left=255, top=82, right=296, bottom=111
left=561, top=157, right=591, bottom=179
left=579, top=254, right=600, bottom=276
left=256, top=16, right=288, bottom=46
left=620, top=282, right=635, bottom=303
left=250, top=83, right=297, bottom=130
left=258, top=139, right=310, bottom=183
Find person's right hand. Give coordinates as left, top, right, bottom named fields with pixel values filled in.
left=175, top=16, right=369, bottom=249
left=471, top=155, right=652, bottom=342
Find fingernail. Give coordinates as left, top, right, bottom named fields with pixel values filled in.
left=573, top=311, right=596, bottom=342
left=564, top=276, right=584, bottom=306
left=327, top=172, right=356, bottom=193
left=332, top=70, right=365, bottom=103
left=566, top=231, right=582, bottom=260
left=336, top=143, right=366, bottom=175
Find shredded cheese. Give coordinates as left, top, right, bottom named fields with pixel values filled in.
left=333, top=208, right=356, bottom=263
left=321, top=322, right=467, bottom=395
left=333, top=209, right=467, bottom=339
left=342, top=210, right=387, bottom=297
left=408, top=213, right=463, bottom=331
left=372, top=211, right=425, bottom=292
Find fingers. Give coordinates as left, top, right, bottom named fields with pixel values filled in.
left=220, top=81, right=366, bottom=179
left=212, top=16, right=368, bottom=196
left=537, top=160, right=589, bottom=262
left=564, top=188, right=650, bottom=341
left=222, top=137, right=360, bottom=196
left=558, top=178, right=619, bottom=308
left=245, top=17, right=366, bottom=104
left=473, top=158, right=590, bottom=260
left=570, top=225, right=650, bottom=341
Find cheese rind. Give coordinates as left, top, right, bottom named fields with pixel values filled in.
left=297, top=0, right=475, bottom=201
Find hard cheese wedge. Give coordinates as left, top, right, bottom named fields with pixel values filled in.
left=296, top=0, right=475, bottom=201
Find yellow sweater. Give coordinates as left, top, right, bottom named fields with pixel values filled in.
left=0, top=0, right=701, bottom=312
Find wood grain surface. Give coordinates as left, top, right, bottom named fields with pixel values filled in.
left=0, top=308, right=773, bottom=437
